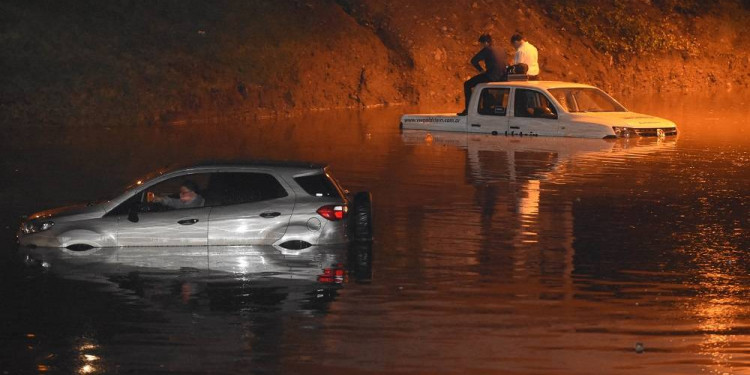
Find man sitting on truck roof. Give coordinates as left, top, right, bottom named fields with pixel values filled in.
left=459, top=34, right=507, bottom=116
left=510, top=33, right=539, bottom=80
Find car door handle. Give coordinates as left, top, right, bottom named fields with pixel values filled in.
left=510, top=126, right=520, bottom=129
left=178, top=219, right=199, bottom=225
left=260, top=212, right=281, bottom=218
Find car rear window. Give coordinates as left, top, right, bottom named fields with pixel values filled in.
left=294, top=173, right=342, bottom=198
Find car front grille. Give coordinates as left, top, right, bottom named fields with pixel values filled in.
left=634, top=127, right=678, bottom=137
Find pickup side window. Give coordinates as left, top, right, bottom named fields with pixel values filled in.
left=514, top=89, right=558, bottom=119
left=477, top=88, right=510, bottom=116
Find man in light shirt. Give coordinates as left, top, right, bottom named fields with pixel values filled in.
left=510, top=33, right=540, bottom=80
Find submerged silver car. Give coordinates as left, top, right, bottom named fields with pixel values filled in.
left=18, top=161, right=373, bottom=250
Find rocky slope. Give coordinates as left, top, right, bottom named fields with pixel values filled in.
left=1, top=0, right=748, bottom=127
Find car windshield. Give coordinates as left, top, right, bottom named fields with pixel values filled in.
left=98, top=169, right=166, bottom=203
left=548, top=88, right=626, bottom=113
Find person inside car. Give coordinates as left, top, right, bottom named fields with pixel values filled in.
left=148, top=180, right=205, bottom=209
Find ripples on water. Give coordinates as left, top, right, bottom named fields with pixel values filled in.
left=0, top=94, right=747, bottom=374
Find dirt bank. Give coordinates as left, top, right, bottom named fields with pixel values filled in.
left=1, top=0, right=748, bottom=127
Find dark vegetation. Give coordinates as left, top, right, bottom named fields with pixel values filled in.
left=1, top=0, right=748, bottom=127
left=542, top=0, right=701, bottom=56
left=1, top=0, right=402, bottom=127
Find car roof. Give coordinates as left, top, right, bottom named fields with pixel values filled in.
left=160, top=160, right=328, bottom=175
left=481, top=81, right=597, bottom=90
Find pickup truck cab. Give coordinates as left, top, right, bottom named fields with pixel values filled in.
left=400, top=81, right=678, bottom=139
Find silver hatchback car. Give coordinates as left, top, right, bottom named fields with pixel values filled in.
left=18, top=161, right=373, bottom=250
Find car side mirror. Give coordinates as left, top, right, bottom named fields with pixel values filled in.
left=127, top=204, right=140, bottom=223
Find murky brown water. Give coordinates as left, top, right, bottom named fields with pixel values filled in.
left=0, top=94, right=748, bottom=374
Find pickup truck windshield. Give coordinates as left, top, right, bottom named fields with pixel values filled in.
left=548, top=88, right=626, bottom=113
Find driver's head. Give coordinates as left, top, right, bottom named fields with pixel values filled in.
left=510, top=33, right=525, bottom=49
left=179, top=180, right=200, bottom=202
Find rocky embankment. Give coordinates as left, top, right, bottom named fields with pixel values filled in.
left=2, top=0, right=748, bottom=127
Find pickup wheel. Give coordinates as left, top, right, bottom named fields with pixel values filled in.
left=350, top=192, right=373, bottom=242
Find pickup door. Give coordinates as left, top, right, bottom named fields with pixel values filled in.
left=468, top=87, right=510, bottom=134
left=508, top=88, right=561, bottom=136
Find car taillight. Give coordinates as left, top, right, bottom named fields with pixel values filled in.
left=317, top=205, right=347, bottom=221
left=317, top=264, right=347, bottom=284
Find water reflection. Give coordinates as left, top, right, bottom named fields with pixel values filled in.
left=0, top=94, right=747, bottom=374
left=21, top=243, right=373, bottom=302
left=76, top=338, right=101, bottom=375
left=10, top=243, right=372, bottom=373
left=397, top=132, right=680, bottom=298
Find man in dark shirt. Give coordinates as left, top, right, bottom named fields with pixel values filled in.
left=459, top=34, right=507, bottom=116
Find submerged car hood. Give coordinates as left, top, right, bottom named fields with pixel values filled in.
left=28, top=203, right=106, bottom=221
left=572, top=112, right=676, bottom=128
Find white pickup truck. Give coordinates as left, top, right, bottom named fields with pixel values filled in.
left=400, top=81, right=678, bottom=139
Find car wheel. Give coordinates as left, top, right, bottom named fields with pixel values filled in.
left=351, top=192, right=373, bottom=242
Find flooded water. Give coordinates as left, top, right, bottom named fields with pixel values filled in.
left=0, top=94, right=748, bottom=374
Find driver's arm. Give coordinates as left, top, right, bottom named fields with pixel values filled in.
left=157, top=196, right=181, bottom=208
left=148, top=192, right=177, bottom=207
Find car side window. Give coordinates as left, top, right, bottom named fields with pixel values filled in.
left=514, top=89, right=557, bottom=119
left=144, top=173, right=211, bottom=211
left=477, top=88, right=510, bottom=116
left=106, top=173, right=212, bottom=215
left=294, top=173, right=343, bottom=198
left=205, top=172, right=288, bottom=206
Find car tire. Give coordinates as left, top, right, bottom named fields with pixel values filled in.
left=351, top=192, right=373, bottom=242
